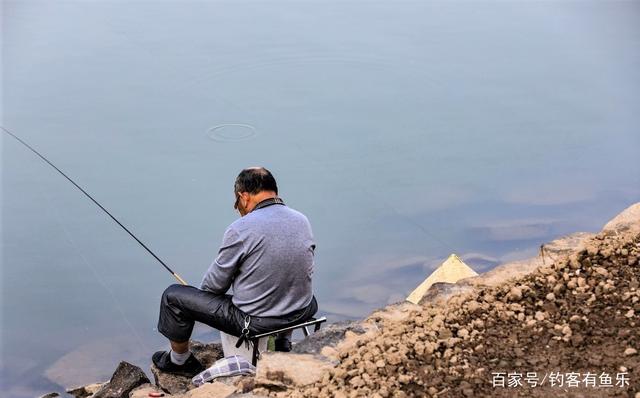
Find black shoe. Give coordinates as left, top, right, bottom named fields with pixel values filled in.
left=274, top=337, right=292, bottom=352
left=152, top=350, right=205, bottom=377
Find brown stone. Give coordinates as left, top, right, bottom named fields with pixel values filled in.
left=184, top=382, right=236, bottom=398
left=256, top=353, right=333, bottom=387
left=92, top=362, right=149, bottom=398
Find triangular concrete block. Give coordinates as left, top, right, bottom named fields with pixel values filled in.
left=406, top=254, right=478, bottom=304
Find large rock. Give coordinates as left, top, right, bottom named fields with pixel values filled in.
left=67, top=382, right=106, bottom=398
left=152, top=364, right=195, bottom=395
left=131, top=381, right=257, bottom=398
left=128, top=383, right=166, bottom=398
left=367, top=301, right=420, bottom=324
left=602, top=202, right=640, bottom=236
left=189, top=340, right=224, bottom=367
left=213, top=375, right=255, bottom=391
left=292, top=320, right=365, bottom=355
left=152, top=341, right=224, bottom=395
left=255, top=352, right=333, bottom=387
left=91, top=362, right=149, bottom=398
left=183, top=381, right=236, bottom=398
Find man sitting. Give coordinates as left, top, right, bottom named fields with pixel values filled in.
left=152, top=167, right=318, bottom=376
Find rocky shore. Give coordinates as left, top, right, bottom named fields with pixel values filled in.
left=54, top=203, right=640, bottom=398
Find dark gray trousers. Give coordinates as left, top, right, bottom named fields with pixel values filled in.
left=157, top=284, right=318, bottom=342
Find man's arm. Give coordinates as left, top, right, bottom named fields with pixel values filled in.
left=200, top=226, right=245, bottom=294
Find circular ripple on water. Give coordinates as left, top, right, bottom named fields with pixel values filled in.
left=207, top=124, right=258, bottom=142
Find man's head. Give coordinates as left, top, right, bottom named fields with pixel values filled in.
left=233, top=167, right=278, bottom=216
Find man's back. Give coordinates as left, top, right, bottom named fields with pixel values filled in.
left=201, top=203, right=315, bottom=317
left=155, top=168, right=317, bottom=375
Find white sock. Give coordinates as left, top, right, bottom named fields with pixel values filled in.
left=170, top=350, right=190, bottom=365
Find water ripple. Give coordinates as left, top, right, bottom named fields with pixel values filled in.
left=207, top=123, right=258, bottom=142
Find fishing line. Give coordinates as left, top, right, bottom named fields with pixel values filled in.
left=34, top=181, right=150, bottom=352
left=2, top=126, right=188, bottom=285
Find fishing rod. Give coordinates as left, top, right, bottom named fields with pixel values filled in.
left=2, top=126, right=188, bottom=286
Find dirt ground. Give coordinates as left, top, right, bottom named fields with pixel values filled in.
left=284, top=232, right=640, bottom=398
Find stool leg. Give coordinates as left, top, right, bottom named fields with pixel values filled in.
left=252, top=340, right=259, bottom=366
left=314, top=323, right=322, bottom=332
left=302, top=326, right=310, bottom=336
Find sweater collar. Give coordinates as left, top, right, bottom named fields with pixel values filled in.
left=251, top=197, right=285, bottom=213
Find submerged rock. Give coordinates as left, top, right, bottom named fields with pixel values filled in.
left=48, top=334, right=146, bottom=389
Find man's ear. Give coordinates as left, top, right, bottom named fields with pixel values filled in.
left=240, top=192, right=250, bottom=207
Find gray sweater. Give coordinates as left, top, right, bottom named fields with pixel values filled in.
left=200, top=202, right=315, bottom=317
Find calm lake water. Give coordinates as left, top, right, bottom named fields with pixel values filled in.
left=2, top=1, right=639, bottom=396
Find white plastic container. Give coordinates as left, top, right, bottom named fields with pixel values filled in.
left=220, top=331, right=268, bottom=364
